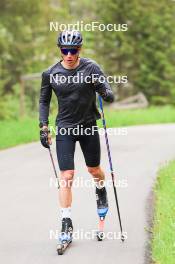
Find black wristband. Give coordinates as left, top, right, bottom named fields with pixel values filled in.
left=39, top=121, right=49, bottom=128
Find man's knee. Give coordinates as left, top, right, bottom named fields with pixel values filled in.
left=60, top=170, right=74, bottom=187
left=87, top=166, right=101, bottom=176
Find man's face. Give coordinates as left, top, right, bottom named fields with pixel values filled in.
left=60, top=46, right=81, bottom=66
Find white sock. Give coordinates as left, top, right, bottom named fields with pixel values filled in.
left=60, top=207, right=71, bottom=219
left=95, top=180, right=105, bottom=189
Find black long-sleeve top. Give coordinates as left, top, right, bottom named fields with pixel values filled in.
left=39, top=57, right=114, bottom=128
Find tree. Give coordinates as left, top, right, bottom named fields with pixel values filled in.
left=0, top=0, right=67, bottom=118
left=95, top=0, right=175, bottom=104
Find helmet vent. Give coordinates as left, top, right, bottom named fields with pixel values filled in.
left=58, top=31, right=83, bottom=47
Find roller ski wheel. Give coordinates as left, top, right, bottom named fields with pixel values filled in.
left=97, top=231, right=104, bottom=241
left=57, top=240, right=72, bottom=255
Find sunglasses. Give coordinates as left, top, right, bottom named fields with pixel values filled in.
left=60, top=48, right=79, bottom=55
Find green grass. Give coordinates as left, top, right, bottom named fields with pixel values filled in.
left=0, top=115, right=56, bottom=149
left=0, top=117, right=39, bottom=149
left=101, top=105, right=175, bottom=127
left=152, top=160, right=175, bottom=264
left=0, top=105, right=175, bottom=150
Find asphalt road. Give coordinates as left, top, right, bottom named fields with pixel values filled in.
left=0, top=124, right=175, bottom=264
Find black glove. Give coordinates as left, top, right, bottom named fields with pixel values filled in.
left=40, top=129, right=50, bottom=149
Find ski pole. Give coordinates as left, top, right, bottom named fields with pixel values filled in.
left=48, top=146, right=60, bottom=189
left=98, top=95, right=125, bottom=242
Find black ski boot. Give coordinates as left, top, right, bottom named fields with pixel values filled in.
left=96, top=187, right=109, bottom=217
left=57, top=218, right=73, bottom=255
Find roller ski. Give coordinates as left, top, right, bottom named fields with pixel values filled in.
left=96, top=187, right=109, bottom=241
left=57, top=218, right=73, bottom=255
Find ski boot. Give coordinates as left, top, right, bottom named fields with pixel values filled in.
left=57, top=217, right=73, bottom=255
left=96, top=187, right=109, bottom=241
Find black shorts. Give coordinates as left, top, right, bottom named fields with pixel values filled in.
left=56, top=120, right=101, bottom=170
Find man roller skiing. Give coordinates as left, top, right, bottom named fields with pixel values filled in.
left=39, top=30, right=114, bottom=252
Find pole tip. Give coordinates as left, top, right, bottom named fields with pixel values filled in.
left=121, top=234, right=125, bottom=242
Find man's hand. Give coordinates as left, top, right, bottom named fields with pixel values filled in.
left=40, top=126, right=52, bottom=148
